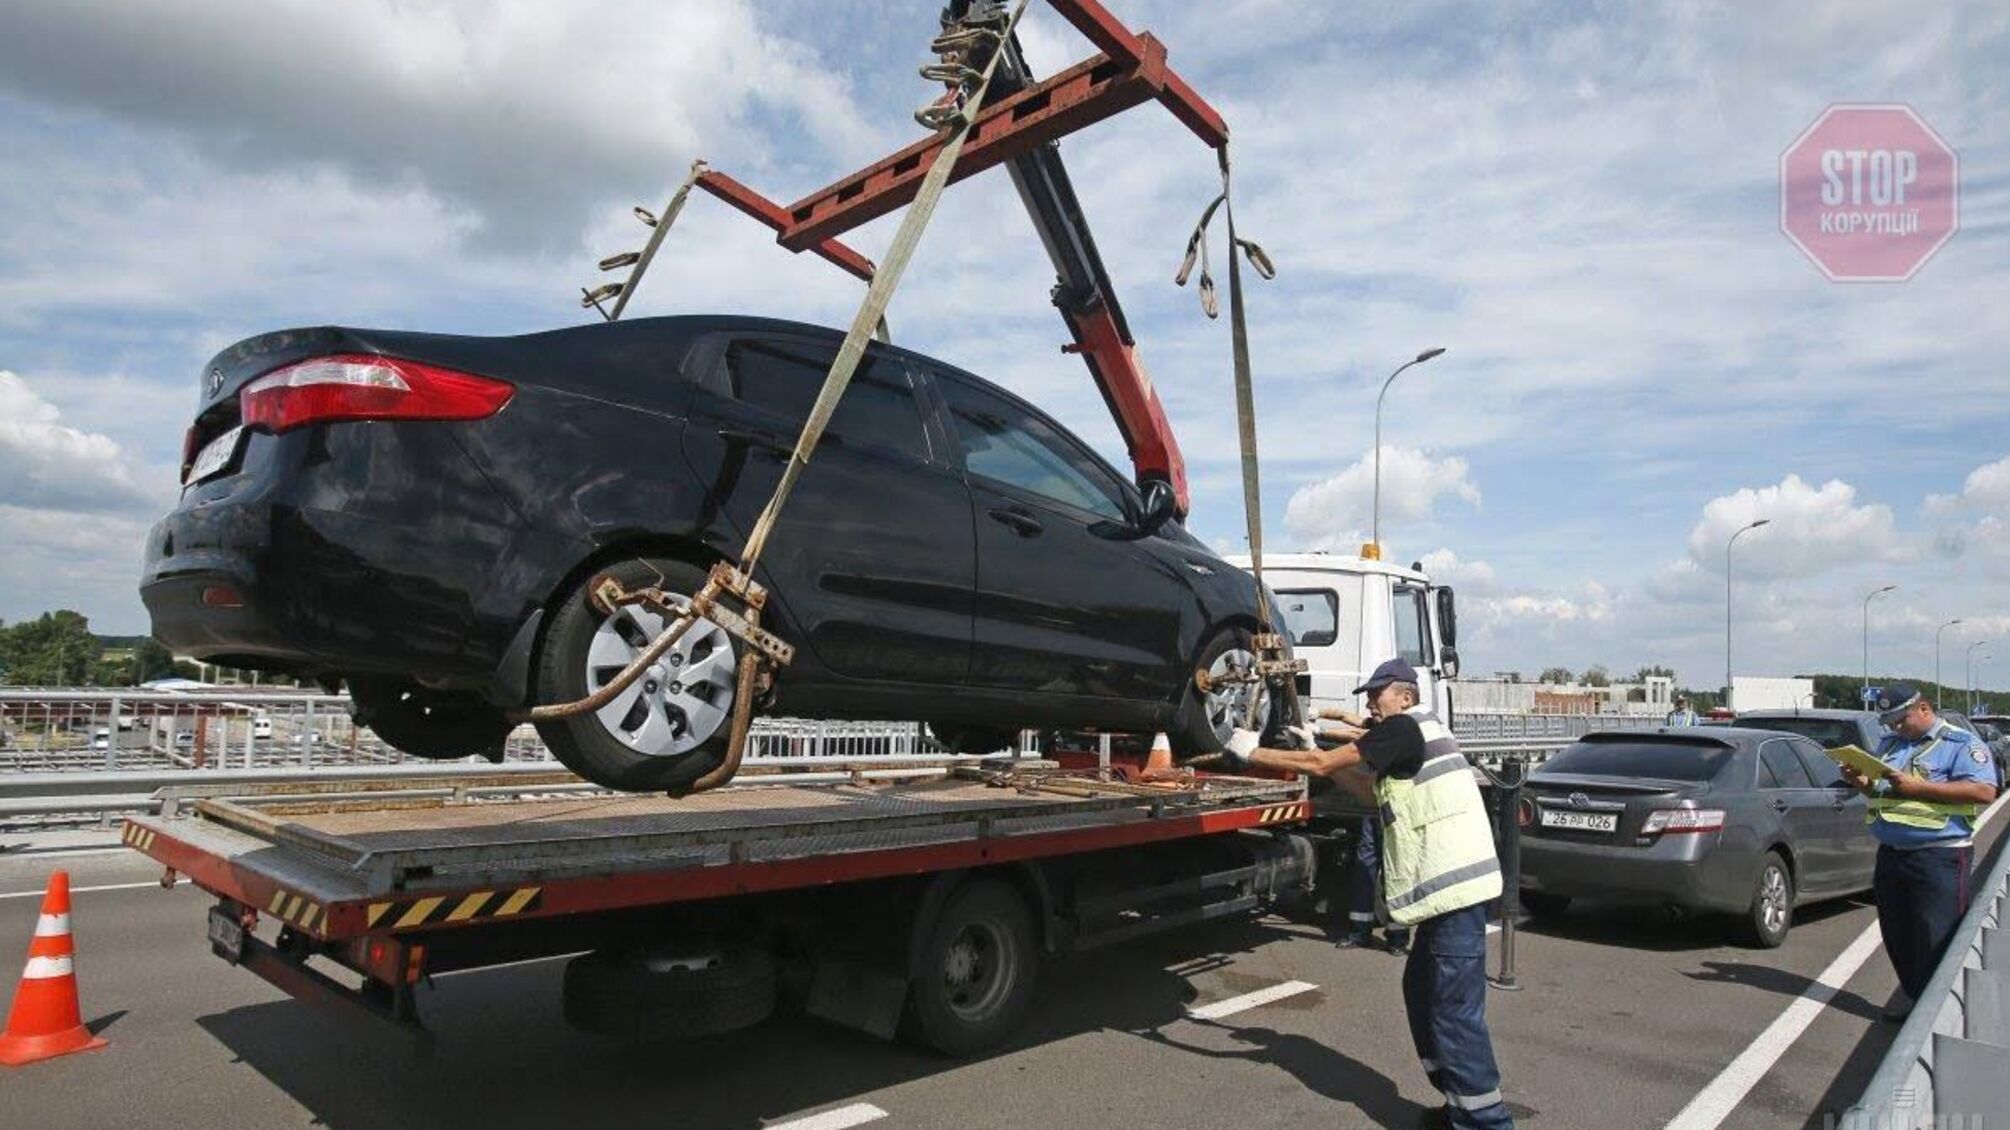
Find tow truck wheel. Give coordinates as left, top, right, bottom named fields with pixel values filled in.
left=1169, top=625, right=1281, bottom=757
left=534, top=557, right=738, bottom=791
left=904, top=878, right=1038, bottom=1057
left=348, top=677, right=513, bottom=761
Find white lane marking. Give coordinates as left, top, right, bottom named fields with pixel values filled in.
left=1665, top=787, right=2010, bottom=1130
left=0, top=879, right=183, bottom=901
left=1186, top=979, right=1319, bottom=1020
left=766, top=1102, right=889, bottom=1130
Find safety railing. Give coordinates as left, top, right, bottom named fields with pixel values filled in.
left=1453, top=711, right=1670, bottom=741
left=1840, top=799, right=2010, bottom=1128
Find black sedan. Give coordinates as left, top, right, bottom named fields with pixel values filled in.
left=141, top=315, right=1284, bottom=789
left=1517, top=728, right=1875, bottom=947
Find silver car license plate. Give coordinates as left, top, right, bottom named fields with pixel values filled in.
left=188, top=425, right=245, bottom=484
left=207, top=905, right=245, bottom=963
left=1538, top=809, right=1618, bottom=833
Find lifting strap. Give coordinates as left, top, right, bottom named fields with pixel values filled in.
left=737, top=0, right=1027, bottom=576
left=1179, top=145, right=1297, bottom=729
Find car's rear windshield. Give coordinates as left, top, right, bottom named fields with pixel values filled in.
left=1537, top=741, right=1732, bottom=781
left=1739, top=717, right=1860, bottom=748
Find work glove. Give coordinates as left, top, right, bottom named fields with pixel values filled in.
left=1224, top=728, right=1262, bottom=767
left=1283, top=724, right=1318, bottom=750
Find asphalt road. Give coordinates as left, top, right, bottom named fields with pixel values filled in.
left=1, top=820, right=1996, bottom=1130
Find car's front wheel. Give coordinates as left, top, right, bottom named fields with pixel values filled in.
left=1168, top=625, right=1287, bottom=757
left=534, top=557, right=742, bottom=791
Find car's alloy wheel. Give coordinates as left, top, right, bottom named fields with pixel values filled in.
left=585, top=596, right=737, bottom=758
left=1202, top=646, right=1271, bottom=746
left=1743, top=853, right=1794, bottom=948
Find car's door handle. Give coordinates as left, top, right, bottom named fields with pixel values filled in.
left=987, top=507, right=1044, bottom=537
left=1770, top=798, right=1790, bottom=813
left=716, top=427, right=795, bottom=455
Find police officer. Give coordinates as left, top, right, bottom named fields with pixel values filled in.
left=1840, top=684, right=2000, bottom=1020
left=1227, top=658, right=1512, bottom=1130
left=1666, top=696, right=1699, bottom=727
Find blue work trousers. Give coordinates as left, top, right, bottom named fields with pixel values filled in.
left=1873, top=844, right=1971, bottom=1000
left=1403, top=903, right=1513, bottom=1129
left=1343, top=817, right=1412, bottom=945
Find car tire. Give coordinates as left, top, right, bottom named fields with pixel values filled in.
left=563, top=947, right=777, bottom=1040
left=903, top=879, right=1039, bottom=1057
left=534, top=557, right=740, bottom=792
left=348, top=677, right=513, bottom=761
left=1518, top=890, right=1571, bottom=919
left=1169, top=624, right=1289, bottom=757
left=1742, top=851, right=1795, bottom=948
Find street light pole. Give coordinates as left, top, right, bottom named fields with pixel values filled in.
left=1975, top=655, right=1993, bottom=715
left=1726, top=519, right=1771, bottom=710
left=1935, top=618, right=1964, bottom=707
left=1365, top=347, right=1446, bottom=561
left=1862, top=584, right=1898, bottom=702
left=1967, top=641, right=1989, bottom=715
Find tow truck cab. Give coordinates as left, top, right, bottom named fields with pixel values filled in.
left=1228, top=553, right=1459, bottom=722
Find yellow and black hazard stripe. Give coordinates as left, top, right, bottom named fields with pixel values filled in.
left=120, top=822, right=158, bottom=851
left=1254, top=803, right=1307, bottom=825
left=266, top=887, right=328, bottom=933
left=364, top=887, right=544, bottom=932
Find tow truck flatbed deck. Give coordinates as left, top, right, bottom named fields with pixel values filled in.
left=124, top=764, right=1307, bottom=944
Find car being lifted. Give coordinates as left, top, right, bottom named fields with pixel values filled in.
left=142, top=317, right=1286, bottom=790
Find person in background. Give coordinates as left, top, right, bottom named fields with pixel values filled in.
left=1665, top=696, right=1699, bottom=726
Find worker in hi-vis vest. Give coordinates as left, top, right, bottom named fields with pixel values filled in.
left=1224, top=657, right=1512, bottom=1130
left=1839, top=684, right=2000, bottom=1021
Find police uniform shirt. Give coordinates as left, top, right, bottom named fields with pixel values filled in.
left=1871, top=719, right=2001, bottom=849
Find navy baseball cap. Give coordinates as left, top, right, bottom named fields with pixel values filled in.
left=1352, top=658, right=1421, bottom=696
left=1873, top=683, right=1924, bottom=725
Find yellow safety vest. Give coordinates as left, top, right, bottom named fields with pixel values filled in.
left=1376, top=712, right=1503, bottom=926
left=1863, top=729, right=1985, bottom=830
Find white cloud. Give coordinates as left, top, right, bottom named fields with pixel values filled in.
left=1418, top=547, right=1497, bottom=594
left=1927, top=454, right=2010, bottom=573
left=1684, top=474, right=1897, bottom=581
left=1281, top=446, right=1481, bottom=550
left=0, top=371, right=157, bottom=515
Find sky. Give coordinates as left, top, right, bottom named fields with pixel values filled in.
left=1, top=0, right=2007, bottom=694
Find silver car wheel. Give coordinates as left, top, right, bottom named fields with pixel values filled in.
left=1203, top=647, right=1271, bottom=744
left=1760, top=865, right=1789, bottom=935
left=585, top=596, right=736, bottom=758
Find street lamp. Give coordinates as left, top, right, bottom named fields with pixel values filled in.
left=1725, top=519, right=1771, bottom=710
left=1934, top=618, right=1964, bottom=707
left=1363, top=347, right=1447, bottom=561
left=1862, top=584, right=1898, bottom=702
left=1967, top=640, right=1990, bottom=715
left=1974, top=655, right=1993, bottom=715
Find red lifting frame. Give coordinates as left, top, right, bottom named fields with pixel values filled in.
left=697, top=0, right=1230, bottom=514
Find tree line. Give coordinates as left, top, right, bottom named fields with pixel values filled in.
left=0, top=611, right=188, bottom=686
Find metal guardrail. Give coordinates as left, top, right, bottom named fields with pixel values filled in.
left=1453, top=711, right=1670, bottom=740
left=1841, top=798, right=2010, bottom=1128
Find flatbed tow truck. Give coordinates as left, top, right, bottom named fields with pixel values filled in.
left=121, top=761, right=1318, bottom=1054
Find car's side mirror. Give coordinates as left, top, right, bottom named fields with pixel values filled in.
left=1441, top=645, right=1460, bottom=679
left=1436, top=586, right=1458, bottom=649
left=1137, top=479, right=1178, bottom=536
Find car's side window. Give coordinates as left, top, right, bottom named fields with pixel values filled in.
left=1760, top=740, right=1815, bottom=788
left=936, top=376, right=1126, bottom=521
left=1790, top=738, right=1845, bottom=787
left=719, top=338, right=929, bottom=461
left=1393, top=584, right=1434, bottom=668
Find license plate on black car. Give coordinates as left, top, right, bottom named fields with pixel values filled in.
left=1539, top=809, right=1618, bottom=833
left=187, top=425, right=244, bottom=484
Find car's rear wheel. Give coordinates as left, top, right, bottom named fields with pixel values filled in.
left=1169, top=625, right=1285, bottom=757
left=534, top=557, right=740, bottom=791
left=1742, top=851, right=1794, bottom=948
left=348, top=677, right=513, bottom=761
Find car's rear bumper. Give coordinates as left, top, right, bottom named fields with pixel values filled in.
left=140, top=426, right=533, bottom=687
left=1519, top=832, right=1750, bottom=913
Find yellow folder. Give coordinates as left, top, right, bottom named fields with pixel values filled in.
left=1824, top=743, right=1890, bottom=780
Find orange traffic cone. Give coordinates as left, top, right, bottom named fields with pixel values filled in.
left=0, top=870, right=108, bottom=1066
left=1144, top=732, right=1174, bottom=772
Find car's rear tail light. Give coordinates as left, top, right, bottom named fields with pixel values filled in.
left=1641, top=808, right=1725, bottom=835
left=239, top=354, right=513, bottom=434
